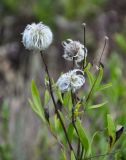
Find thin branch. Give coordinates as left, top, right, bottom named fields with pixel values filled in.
left=82, top=23, right=86, bottom=70
left=99, top=36, right=109, bottom=65
left=40, top=52, right=77, bottom=159
left=73, top=57, right=75, bottom=69
left=71, top=91, right=81, bottom=160
left=82, top=23, right=86, bottom=47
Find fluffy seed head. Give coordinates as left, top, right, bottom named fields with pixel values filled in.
left=56, top=69, right=85, bottom=93
left=62, top=39, right=87, bottom=65
left=22, top=22, right=53, bottom=51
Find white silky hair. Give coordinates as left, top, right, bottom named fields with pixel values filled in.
left=22, top=22, right=53, bottom=51
left=56, top=69, right=85, bottom=93
left=62, top=39, right=87, bottom=66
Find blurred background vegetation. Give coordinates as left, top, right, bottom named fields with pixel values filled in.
left=0, top=0, right=126, bottom=159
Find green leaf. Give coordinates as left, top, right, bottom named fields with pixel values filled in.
left=96, top=83, right=112, bottom=91
left=70, top=151, right=76, bottom=160
left=31, top=80, right=42, bottom=111
left=30, top=80, right=45, bottom=121
left=54, top=115, right=66, bottom=144
left=107, top=114, right=116, bottom=150
left=85, top=66, right=104, bottom=103
left=54, top=115, right=61, bottom=132
left=44, top=74, right=49, bottom=86
left=73, top=101, right=82, bottom=118
left=53, top=84, right=64, bottom=104
left=85, top=63, right=103, bottom=90
left=44, top=89, right=50, bottom=106
left=61, top=149, right=67, bottom=160
left=90, top=131, right=99, bottom=154
left=85, top=64, right=95, bottom=87
left=67, top=123, right=74, bottom=143
left=63, top=91, right=72, bottom=110
left=87, top=101, right=108, bottom=110
left=63, top=92, right=70, bottom=106
left=76, top=118, right=90, bottom=156
left=28, top=99, right=44, bottom=120
left=95, top=66, right=103, bottom=90
left=74, top=101, right=81, bottom=111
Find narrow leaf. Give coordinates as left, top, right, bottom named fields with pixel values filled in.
left=54, top=84, right=64, bottom=104
left=31, top=80, right=45, bottom=121
left=96, top=83, right=112, bottom=92
left=67, top=123, right=74, bottom=142
left=63, top=91, right=72, bottom=110
left=44, top=89, right=50, bottom=106
left=74, top=101, right=81, bottom=111
left=76, top=118, right=90, bottom=156
left=85, top=69, right=95, bottom=86
left=87, top=101, right=108, bottom=110
left=95, top=66, right=103, bottom=89
left=54, top=115, right=66, bottom=144
left=28, top=99, right=44, bottom=120
left=61, top=149, right=67, bottom=160
left=90, top=131, right=98, bottom=154
left=71, top=151, right=76, bottom=160
left=107, top=114, right=116, bottom=150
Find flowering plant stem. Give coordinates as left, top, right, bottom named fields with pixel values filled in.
left=40, top=52, right=77, bottom=159
left=71, top=91, right=82, bottom=160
